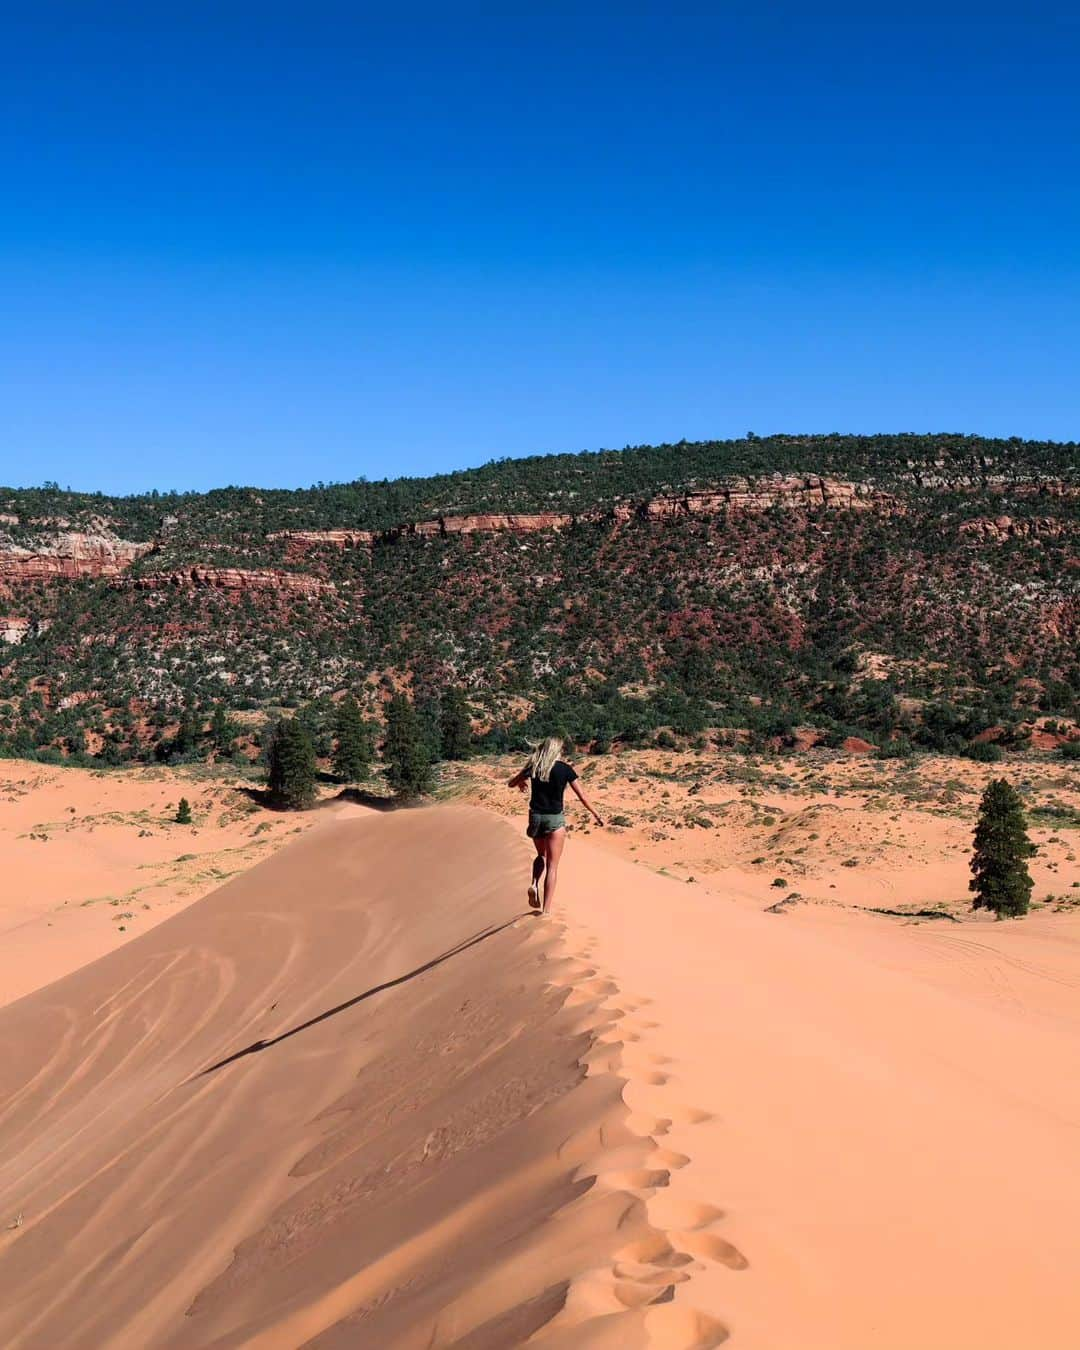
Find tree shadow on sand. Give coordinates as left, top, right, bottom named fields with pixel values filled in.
left=235, top=785, right=400, bottom=813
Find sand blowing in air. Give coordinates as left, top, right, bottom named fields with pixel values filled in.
left=1, top=789, right=1079, bottom=1348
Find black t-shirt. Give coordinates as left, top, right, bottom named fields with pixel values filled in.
left=529, top=760, right=578, bottom=814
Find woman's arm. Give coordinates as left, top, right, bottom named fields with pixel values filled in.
left=508, top=764, right=530, bottom=792
left=570, top=778, right=604, bottom=826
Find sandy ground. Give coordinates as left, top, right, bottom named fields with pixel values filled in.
left=0, top=805, right=724, bottom=1348
left=554, top=836, right=1080, bottom=1349
left=2, top=754, right=1080, bottom=1348
left=0, top=762, right=315, bottom=1006
left=451, top=747, right=1080, bottom=921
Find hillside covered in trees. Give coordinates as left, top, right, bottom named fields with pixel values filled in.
left=0, top=433, right=1077, bottom=767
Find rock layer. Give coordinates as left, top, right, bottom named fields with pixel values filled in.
left=120, top=566, right=334, bottom=597
left=0, top=532, right=154, bottom=590
left=959, top=515, right=1072, bottom=541
left=0, top=617, right=32, bottom=644
left=272, top=476, right=891, bottom=552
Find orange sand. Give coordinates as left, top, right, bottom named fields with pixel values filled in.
left=454, top=748, right=1080, bottom=919
left=0, top=761, right=314, bottom=1006
left=2, top=765, right=1079, bottom=1348
left=558, top=834, right=1080, bottom=1348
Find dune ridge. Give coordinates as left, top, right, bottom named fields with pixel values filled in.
left=4, top=798, right=1079, bottom=1348
left=0, top=806, right=727, bottom=1349
left=0, top=761, right=317, bottom=1007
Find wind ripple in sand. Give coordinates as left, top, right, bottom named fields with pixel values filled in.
left=0, top=807, right=729, bottom=1349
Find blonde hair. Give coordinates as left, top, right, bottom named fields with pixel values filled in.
left=527, top=736, right=565, bottom=783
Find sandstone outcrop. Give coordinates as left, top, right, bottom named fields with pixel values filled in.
left=959, top=515, right=1071, bottom=542
left=636, top=476, right=886, bottom=520
left=391, top=512, right=577, bottom=542
left=1, top=617, right=32, bottom=644
left=0, top=532, right=154, bottom=590
left=271, top=477, right=892, bottom=552
left=269, top=529, right=375, bottom=555
left=120, top=567, right=334, bottom=597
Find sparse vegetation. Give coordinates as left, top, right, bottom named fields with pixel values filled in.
left=0, top=436, right=1076, bottom=769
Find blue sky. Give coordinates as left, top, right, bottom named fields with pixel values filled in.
left=2, top=4, right=1078, bottom=494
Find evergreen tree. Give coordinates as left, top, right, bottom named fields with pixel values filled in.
left=267, top=717, right=317, bottom=809
left=415, top=694, right=443, bottom=764
left=332, top=694, right=372, bottom=784
left=439, top=686, right=472, bottom=760
left=175, top=797, right=193, bottom=824
left=175, top=703, right=201, bottom=756
left=210, top=703, right=237, bottom=757
left=970, top=778, right=1036, bottom=917
left=383, top=695, right=433, bottom=797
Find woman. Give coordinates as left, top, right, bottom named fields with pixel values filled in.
left=508, top=737, right=604, bottom=914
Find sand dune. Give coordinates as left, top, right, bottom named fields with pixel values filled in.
left=453, top=749, right=1080, bottom=919
left=0, top=807, right=712, bottom=1348
left=2, top=800, right=1079, bottom=1348
left=0, top=762, right=314, bottom=1006
left=559, top=837, right=1080, bottom=1349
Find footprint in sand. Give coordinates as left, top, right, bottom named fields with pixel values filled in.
left=615, top=1234, right=693, bottom=1268
left=599, top=1167, right=671, bottom=1192
left=579, top=977, right=620, bottom=999
left=647, top=1195, right=751, bottom=1271
left=644, top=1305, right=730, bottom=1347
left=666, top=1103, right=713, bottom=1125
left=625, top=1112, right=672, bottom=1138
left=676, top=1231, right=750, bottom=1270
left=612, top=1262, right=692, bottom=1286
left=648, top=1197, right=725, bottom=1230
left=648, top=1147, right=690, bottom=1169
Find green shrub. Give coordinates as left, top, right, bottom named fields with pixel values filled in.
left=963, top=741, right=1004, bottom=763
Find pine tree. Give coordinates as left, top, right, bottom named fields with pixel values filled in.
left=210, top=703, right=237, bottom=757
left=415, top=695, right=443, bottom=764
left=970, top=778, right=1036, bottom=917
left=267, top=717, right=317, bottom=809
left=332, top=694, right=371, bottom=784
left=175, top=702, right=201, bottom=756
left=439, top=687, right=472, bottom=760
left=175, top=797, right=192, bottom=824
left=383, top=695, right=433, bottom=798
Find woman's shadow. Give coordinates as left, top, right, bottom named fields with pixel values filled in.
left=188, top=910, right=535, bottom=1082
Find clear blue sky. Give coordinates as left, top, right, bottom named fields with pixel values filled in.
left=2, top=3, right=1078, bottom=494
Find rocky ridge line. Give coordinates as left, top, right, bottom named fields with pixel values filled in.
left=271, top=475, right=892, bottom=553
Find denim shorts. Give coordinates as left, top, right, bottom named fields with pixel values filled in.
left=527, top=811, right=566, bottom=838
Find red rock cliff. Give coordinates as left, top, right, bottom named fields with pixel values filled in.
left=271, top=477, right=892, bottom=552
left=0, top=532, right=154, bottom=592
left=120, top=567, right=334, bottom=597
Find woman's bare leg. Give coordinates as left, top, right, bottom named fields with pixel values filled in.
left=541, top=829, right=566, bottom=914
left=529, top=839, right=545, bottom=908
